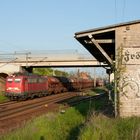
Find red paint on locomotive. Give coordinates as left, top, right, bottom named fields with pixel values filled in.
left=5, top=73, right=47, bottom=100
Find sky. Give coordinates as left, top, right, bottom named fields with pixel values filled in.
left=0, top=0, right=140, bottom=53
left=0, top=0, right=140, bottom=76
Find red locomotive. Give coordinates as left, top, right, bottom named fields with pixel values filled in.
left=5, top=72, right=94, bottom=100
left=5, top=73, right=47, bottom=100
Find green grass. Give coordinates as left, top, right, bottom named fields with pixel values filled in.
left=84, top=87, right=107, bottom=96
left=0, top=92, right=108, bottom=140
left=79, top=115, right=140, bottom=140
left=0, top=92, right=9, bottom=103
left=0, top=89, right=140, bottom=140
left=92, top=87, right=107, bottom=94
left=1, top=108, right=84, bottom=140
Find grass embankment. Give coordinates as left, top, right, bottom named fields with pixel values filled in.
left=1, top=88, right=140, bottom=140
left=0, top=92, right=9, bottom=103
left=79, top=115, right=140, bottom=140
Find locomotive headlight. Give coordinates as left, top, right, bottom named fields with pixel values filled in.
left=7, top=87, right=12, bottom=90
left=14, top=87, right=20, bottom=91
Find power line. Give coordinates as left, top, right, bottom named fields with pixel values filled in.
left=115, top=0, right=117, bottom=22
left=115, top=0, right=126, bottom=23
left=122, top=0, right=126, bottom=21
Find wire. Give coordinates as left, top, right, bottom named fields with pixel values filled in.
left=115, top=0, right=127, bottom=23
left=0, top=58, right=18, bottom=68
left=122, top=0, right=126, bottom=21
left=115, top=0, right=117, bottom=22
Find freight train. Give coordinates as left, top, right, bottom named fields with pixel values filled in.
left=5, top=72, right=94, bottom=100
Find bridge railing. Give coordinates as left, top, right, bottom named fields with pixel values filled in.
left=0, top=50, right=95, bottom=62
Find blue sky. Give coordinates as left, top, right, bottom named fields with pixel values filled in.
left=0, top=0, right=140, bottom=76
left=0, top=0, right=140, bottom=53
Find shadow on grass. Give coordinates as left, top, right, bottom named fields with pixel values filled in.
left=40, top=136, right=45, bottom=140
left=66, top=124, right=84, bottom=140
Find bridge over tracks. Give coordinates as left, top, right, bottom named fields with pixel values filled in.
left=0, top=50, right=107, bottom=74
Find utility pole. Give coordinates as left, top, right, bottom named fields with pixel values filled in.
left=14, top=51, right=31, bottom=68
left=25, top=52, right=30, bottom=68
left=93, top=67, right=96, bottom=87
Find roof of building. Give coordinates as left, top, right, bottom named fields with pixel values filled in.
left=75, top=20, right=140, bottom=35
left=74, top=20, right=140, bottom=66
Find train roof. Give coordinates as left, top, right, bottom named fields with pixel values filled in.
left=9, top=72, right=42, bottom=77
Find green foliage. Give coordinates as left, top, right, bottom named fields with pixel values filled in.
left=1, top=90, right=139, bottom=140
left=79, top=114, right=118, bottom=140
left=0, top=91, right=108, bottom=140
left=116, top=117, right=140, bottom=140
left=85, top=87, right=107, bottom=96
left=0, top=92, right=8, bottom=103
left=112, top=45, right=127, bottom=116
left=115, top=45, right=126, bottom=93
left=54, top=69, right=69, bottom=77
left=106, top=82, right=114, bottom=91
left=79, top=116, right=140, bottom=140
left=1, top=108, right=84, bottom=140
left=33, top=68, right=53, bottom=75
left=33, top=68, right=69, bottom=76
left=92, top=87, right=107, bottom=94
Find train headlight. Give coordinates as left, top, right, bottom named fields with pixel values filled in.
left=14, top=87, right=20, bottom=91
left=7, top=87, right=12, bottom=90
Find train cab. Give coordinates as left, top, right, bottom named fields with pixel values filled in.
left=5, top=75, right=25, bottom=99
left=5, top=73, right=48, bottom=100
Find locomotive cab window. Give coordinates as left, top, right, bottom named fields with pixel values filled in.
left=14, top=78, right=21, bottom=83
left=7, top=78, right=13, bottom=83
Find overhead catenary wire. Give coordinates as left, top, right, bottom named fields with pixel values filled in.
left=114, top=0, right=117, bottom=22
left=114, top=0, right=126, bottom=23
left=122, top=0, right=126, bottom=22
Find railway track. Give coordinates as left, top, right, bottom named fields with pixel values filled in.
left=0, top=92, right=106, bottom=134
left=0, top=92, right=78, bottom=134
left=0, top=101, right=16, bottom=107
left=0, top=93, right=77, bottom=120
left=0, top=92, right=77, bottom=119
left=68, top=93, right=105, bottom=106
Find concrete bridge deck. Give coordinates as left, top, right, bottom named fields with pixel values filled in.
left=0, top=50, right=106, bottom=74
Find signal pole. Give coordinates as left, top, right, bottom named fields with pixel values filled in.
left=94, top=67, right=96, bottom=87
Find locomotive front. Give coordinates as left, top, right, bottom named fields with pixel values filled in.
left=5, top=75, right=25, bottom=100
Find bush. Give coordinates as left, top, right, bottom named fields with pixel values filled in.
left=0, top=92, right=8, bottom=103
